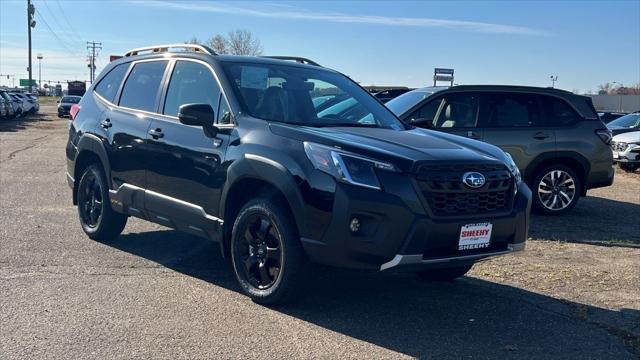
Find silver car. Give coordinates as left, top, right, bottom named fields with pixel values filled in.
left=611, top=131, right=640, bottom=172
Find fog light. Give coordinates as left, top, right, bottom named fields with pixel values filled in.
left=349, top=217, right=360, bottom=233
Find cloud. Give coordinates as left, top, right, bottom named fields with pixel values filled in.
left=129, top=0, right=548, bottom=36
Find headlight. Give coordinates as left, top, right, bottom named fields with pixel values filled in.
left=504, top=152, right=522, bottom=185
left=304, top=142, right=398, bottom=190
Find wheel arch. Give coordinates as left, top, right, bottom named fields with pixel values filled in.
left=73, top=134, right=111, bottom=204
left=525, top=151, right=590, bottom=196
left=219, top=155, right=307, bottom=258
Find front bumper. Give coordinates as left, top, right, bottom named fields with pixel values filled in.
left=300, top=172, right=531, bottom=271
left=613, top=144, right=640, bottom=164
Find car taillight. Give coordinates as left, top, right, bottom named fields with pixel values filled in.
left=69, top=104, right=81, bottom=121
left=595, top=129, right=612, bottom=144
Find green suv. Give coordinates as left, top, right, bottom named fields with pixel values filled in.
left=387, top=85, right=614, bottom=215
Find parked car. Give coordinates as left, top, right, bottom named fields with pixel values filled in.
left=373, top=88, right=413, bottom=103
left=57, top=95, right=82, bottom=117
left=606, top=112, right=640, bottom=136
left=8, top=93, right=26, bottom=117
left=26, top=93, right=40, bottom=113
left=386, top=85, right=614, bottom=215
left=598, top=112, right=627, bottom=124
left=0, top=97, right=8, bottom=119
left=66, top=44, right=530, bottom=305
left=10, top=92, right=36, bottom=115
left=611, top=131, right=640, bottom=172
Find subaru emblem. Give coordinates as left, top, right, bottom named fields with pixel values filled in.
left=462, top=172, right=486, bottom=189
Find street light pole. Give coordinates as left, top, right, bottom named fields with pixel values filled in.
left=27, top=0, right=36, bottom=93
left=550, top=75, right=558, bottom=88
left=37, top=53, right=43, bottom=93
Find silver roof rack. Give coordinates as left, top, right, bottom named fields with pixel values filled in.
left=261, top=56, right=321, bottom=67
left=124, top=44, right=216, bottom=57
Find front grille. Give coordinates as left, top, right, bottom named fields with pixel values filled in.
left=611, top=141, right=628, bottom=152
left=415, top=162, right=514, bottom=217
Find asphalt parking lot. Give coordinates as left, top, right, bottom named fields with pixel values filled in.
left=1, top=105, right=639, bottom=359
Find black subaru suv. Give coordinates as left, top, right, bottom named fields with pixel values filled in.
left=66, top=44, right=530, bottom=304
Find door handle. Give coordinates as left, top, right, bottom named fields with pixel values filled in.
left=148, top=128, right=164, bottom=139
left=100, top=119, right=112, bottom=129
left=533, top=132, right=550, bottom=140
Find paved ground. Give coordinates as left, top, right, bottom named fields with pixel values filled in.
left=1, top=105, right=638, bottom=359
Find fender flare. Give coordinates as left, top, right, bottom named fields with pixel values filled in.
left=218, top=153, right=307, bottom=255
left=524, top=151, right=590, bottom=190
left=75, top=133, right=112, bottom=189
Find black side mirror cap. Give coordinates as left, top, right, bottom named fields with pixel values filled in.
left=178, top=103, right=218, bottom=138
left=413, top=118, right=434, bottom=129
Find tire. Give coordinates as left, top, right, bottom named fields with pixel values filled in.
left=619, top=163, right=639, bottom=173
left=76, top=164, right=127, bottom=241
left=416, top=264, right=473, bottom=282
left=230, top=198, right=310, bottom=305
left=531, top=165, right=581, bottom=215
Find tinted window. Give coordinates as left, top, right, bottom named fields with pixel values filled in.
left=119, top=61, right=167, bottom=112
left=94, top=64, right=129, bottom=103
left=217, top=95, right=232, bottom=125
left=608, top=113, right=640, bottom=128
left=483, top=93, right=544, bottom=127
left=163, top=61, right=221, bottom=117
left=61, top=96, right=81, bottom=104
left=407, top=97, right=443, bottom=126
left=434, top=93, right=479, bottom=128
left=544, top=96, right=580, bottom=126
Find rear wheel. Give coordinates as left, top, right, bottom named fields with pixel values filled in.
left=532, top=165, right=580, bottom=215
left=77, top=164, right=127, bottom=241
left=231, top=198, right=310, bottom=305
left=416, top=264, right=473, bottom=282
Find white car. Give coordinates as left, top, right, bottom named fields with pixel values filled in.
left=611, top=131, right=640, bottom=172
left=10, top=93, right=36, bottom=114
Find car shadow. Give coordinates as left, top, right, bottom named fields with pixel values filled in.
left=0, top=112, right=53, bottom=132
left=531, top=196, right=640, bottom=246
left=110, top=229, right=639, bottom=358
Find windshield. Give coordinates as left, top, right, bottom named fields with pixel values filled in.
left=61, top=96, right=81, bottom=104
left=221, top=62, right=404, bottom=129
left=386, top=91, right=433, bottom=116
left=608, top=113, right=640, bottom=128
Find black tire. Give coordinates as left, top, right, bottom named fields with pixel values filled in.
left=76, top=164, right=127, bottom=241
left=416, top=264, right=473, bottom=282
left=619, top=163, right=639, bottom=173
left=230, top=198, right=310, bottom=305
left=531, top=165, right=581, bottom=215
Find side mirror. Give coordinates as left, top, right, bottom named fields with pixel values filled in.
left=178, top=103, right=218, bottom=138
left=413, top=118, right=434, bottom=129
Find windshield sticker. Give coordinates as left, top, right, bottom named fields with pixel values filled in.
left=241, top=66, right=269, bottom=89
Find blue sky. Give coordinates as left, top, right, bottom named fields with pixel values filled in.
left=1, top=0, right=638, bottom=92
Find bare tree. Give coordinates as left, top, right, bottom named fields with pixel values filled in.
left=226, top=29, right=263, bottom=56
left=207, top=34, right=228, bottom=55
left=185, top=29, right=263, bottom=56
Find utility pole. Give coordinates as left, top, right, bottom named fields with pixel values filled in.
left=27, top=0, right=36, bottom=93
left=86, top=41, right=102, bottom=83
left=550, top=75, right=558, bottom=88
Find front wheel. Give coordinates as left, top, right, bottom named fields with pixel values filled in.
left=77, top=164, right=127, bottom=241
left=532, top=165, right=581, bottom=215
left=416, top=264, right=473, bottom=282
left=230, top=198, right=310, bottom=305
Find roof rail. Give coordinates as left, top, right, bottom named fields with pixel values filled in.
left=261, top=56, right=321, bottom=66
left=124, top=44, right=216, bottom=57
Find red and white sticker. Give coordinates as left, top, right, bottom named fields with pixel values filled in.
left=458, top=223, right=492, bottom=251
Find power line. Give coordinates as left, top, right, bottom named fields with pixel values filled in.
left=53, top=0, right=84, bottom=43
left=40, top=0, right=83, bottom=48
left=34, top=9, right=85, bottom=60
left=87, top=41, right=102, bottom=83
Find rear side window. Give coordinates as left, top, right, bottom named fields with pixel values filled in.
left=94, top=64, right=129, bottom=103
left=543, top=96, right=580, bottom=126
left=163, top=61, right=221, bottom=117
left=119, top=61, right=168, bottom=112
left=483, top=92, right=544, bottom=127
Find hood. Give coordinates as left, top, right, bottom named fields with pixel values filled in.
left=269, top=123, right=508, bottom=172
left=612, top=131, right=640, bottom=143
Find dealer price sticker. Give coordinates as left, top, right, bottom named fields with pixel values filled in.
left=458, top=223, right=492, bottom=251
